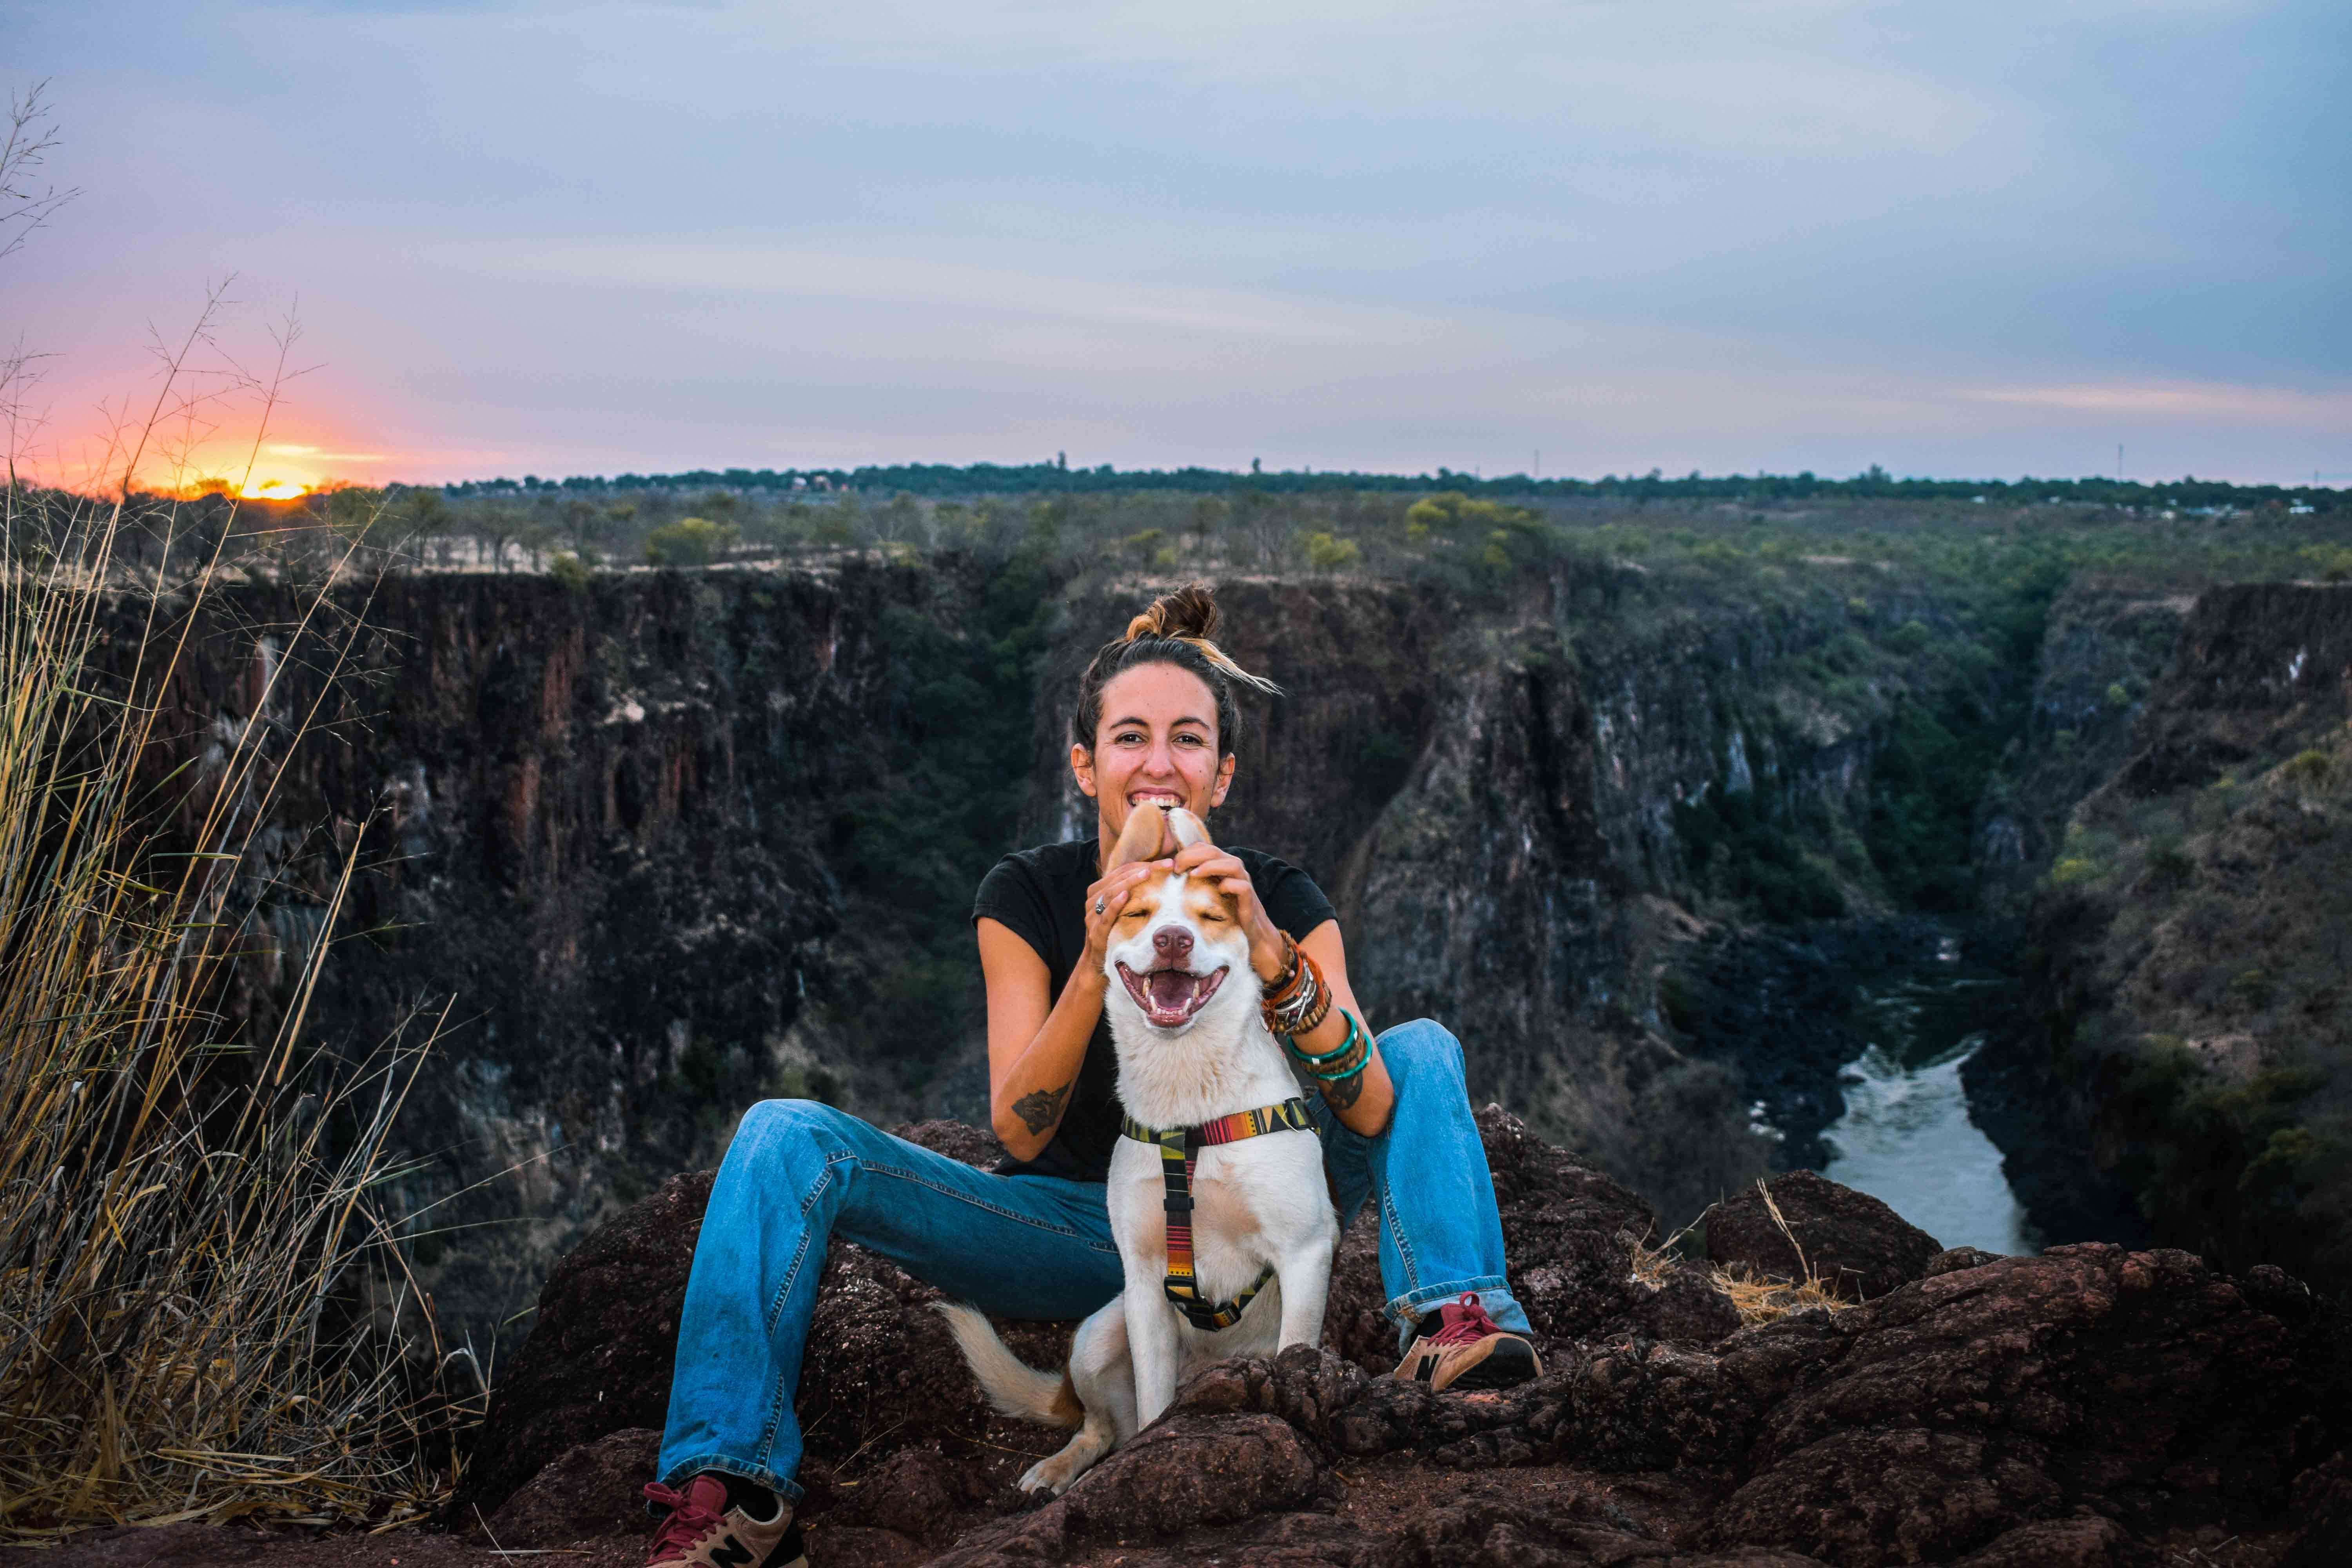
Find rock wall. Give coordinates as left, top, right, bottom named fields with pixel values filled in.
left=1972, top=580, right=2191, bottom=907
left=122, top=561, right=1028, bottom=1345
left=1968, top=583, right=2352, bottom=1289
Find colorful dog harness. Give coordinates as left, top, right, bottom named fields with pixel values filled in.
left=1118, top=1098, right=1316, bottom=1331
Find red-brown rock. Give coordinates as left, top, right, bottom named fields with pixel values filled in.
left=1704, top=1169, right=1944, bottom=1301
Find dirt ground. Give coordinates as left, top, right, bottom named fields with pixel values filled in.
left=9, top=1462, right=2307, bottom=1568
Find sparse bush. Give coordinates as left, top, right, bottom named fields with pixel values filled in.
left=2299, top=543, right=2352, bottom=582
left=549, top=550, right=591, bottom=590
left=644, top=515, right=737, bottom=567
left=2282, top=748, right=2336, bottom=793
left=1303, top=530, right=1360, bottom=570
left=2048, top=855, right=2101, bottom=887
left=2225, top=967, right=2277, bottom=1010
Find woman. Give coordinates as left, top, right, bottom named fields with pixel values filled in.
left=642, top=586, right=1537, bottom=1568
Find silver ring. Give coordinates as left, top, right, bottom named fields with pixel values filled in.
left=1094, top=898, right=1105, bottom=915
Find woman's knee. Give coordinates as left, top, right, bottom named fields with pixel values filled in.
left=1375, top=1018, right=1466, bottom=1090
left=726, top=1097, right=854, bottom=1168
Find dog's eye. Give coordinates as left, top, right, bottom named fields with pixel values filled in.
left=1197, top=910, right=1226, bottom=923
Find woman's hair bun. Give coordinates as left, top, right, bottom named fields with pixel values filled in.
left=1125, top=583, right=1220, bottom=644
left=1071, top=581, right=1278, bottom=759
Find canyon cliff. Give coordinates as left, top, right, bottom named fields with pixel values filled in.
left=1969, top=583, right=2352, bottom=1292
left=132, top=550, right=2082, bottom=1347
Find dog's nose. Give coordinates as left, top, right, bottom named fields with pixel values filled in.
left=1152, top=926, right=1193, bottom=964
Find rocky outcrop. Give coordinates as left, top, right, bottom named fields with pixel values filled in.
left=438, top=1111, right=2343, bottom=1568
left=1702, top=1169, right=1943, bottom=1301
left=457, top=1107, right=1687, bottom=1519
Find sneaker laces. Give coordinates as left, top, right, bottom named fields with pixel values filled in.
left=1429, top=1292, right=1504, bottom=1346
left=644, top=1477, right=729, bottom=1563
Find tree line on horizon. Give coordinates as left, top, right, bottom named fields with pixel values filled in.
left=434, top=459, right=2342, bottom=514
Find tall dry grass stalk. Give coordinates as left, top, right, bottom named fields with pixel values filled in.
left=0, top=314, right=468, bottom=1539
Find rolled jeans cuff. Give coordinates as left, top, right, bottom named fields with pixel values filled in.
left=1387, top=1278, right=1531, bottom=1350
left=654, top=1452, right=806, bottom=1510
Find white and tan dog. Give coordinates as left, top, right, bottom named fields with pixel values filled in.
left=939, top=804, right=1338, bottom=1495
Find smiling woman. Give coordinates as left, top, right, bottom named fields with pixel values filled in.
left=635, top=583, right=1546, bottom=1561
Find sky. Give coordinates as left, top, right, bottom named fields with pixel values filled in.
left=5, top=0, right=2348, bottom=492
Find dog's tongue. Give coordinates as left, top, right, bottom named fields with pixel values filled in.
left=1148, top=970, right=1196, bottom=1011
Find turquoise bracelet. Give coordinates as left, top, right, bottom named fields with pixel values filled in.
left=1303, top=1013, right=1371, bottom=1082
left=1286, top=1014, right=1361, bottom=1065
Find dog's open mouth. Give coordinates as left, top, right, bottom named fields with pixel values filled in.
left=1115, top=964, right=1227, bottom=1028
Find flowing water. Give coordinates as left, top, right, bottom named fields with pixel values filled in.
left=1820, top=939, right=2036, bottom=1256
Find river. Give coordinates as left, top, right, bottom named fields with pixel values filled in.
left=1820, top=938, right=2036, bottom=1256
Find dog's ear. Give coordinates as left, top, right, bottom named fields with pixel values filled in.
left=1166, top=807, right=1213, bottom=850
left=1109, top=803, right=1171, bottom=869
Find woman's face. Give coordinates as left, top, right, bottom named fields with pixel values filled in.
left=1073, top=662, right=1235, bottom=840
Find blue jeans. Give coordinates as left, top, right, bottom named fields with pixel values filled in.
left=657, top=1018, right=1528, bottom=1501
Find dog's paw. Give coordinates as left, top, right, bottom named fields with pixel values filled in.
left=1017, top=1456, right=1083, bottom=1497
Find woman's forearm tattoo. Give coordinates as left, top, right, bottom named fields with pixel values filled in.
left=1319, top=1069, right=1365, bottom=1111
left=1013, top=1080, right=1074, bottom=1135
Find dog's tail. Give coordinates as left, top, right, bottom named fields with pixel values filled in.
left=933, top=1302, right=1085, bottom=1429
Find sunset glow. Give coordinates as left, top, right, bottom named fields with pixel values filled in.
left=240, top=474, right=311, bottom=500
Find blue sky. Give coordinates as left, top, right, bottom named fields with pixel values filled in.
left=8, top=0, right=2348, bottom=487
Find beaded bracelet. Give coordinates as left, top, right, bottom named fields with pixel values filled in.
left=1261, top=938, right=1328, bottom=1037
left=1281, top=969, right=1332, bottom=1038
left=1303, top=1013, right=1371, bottom=1083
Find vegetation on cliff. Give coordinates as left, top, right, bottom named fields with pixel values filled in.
left=1996, top=593, right=2352, bottom=1291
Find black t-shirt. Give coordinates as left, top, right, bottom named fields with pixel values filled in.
left=973, top=838, right=1339, bottom=1181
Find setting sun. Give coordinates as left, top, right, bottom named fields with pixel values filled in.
left=239, top=474, right=310, bottom=500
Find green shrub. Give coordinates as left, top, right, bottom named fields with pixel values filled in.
left=549, top=550, right=591, bottom=590
left=2299, top=543, right=2352, bottom=582
left=1888, top=618, right=1932, bottom=653
left=1303, top=531, right=1360, bottom=570
left=2282, top=749, right=2336, bottom=792
left=644, top=515, right=738, bottom=566
left=2048, top=855, right=2100, bottom=887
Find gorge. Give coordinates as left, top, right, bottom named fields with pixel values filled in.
left=125, top=508, right=2317, bottom=1359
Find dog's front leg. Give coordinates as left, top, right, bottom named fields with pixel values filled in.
left=1275, top=1236, right=1335, bottom=1352
left=1123, top=1279, right=1184, bottom=1430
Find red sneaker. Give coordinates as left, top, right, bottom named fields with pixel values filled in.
left=643, top=1474, right=804, bottom=1568
left=1391, top=1293, right=1542, bottom=1392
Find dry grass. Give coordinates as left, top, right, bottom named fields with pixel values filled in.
left=1629, top=1181, right=1860, bottom=1328
left=0, top=282, right=471, bottom=1539
left=1704, top=1265, right=1857, bottom=1325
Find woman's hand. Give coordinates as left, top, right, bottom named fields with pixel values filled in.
left=1082, top=857, right=1172, bottom=969
left=1169, top=842, right=1287, bottom=983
